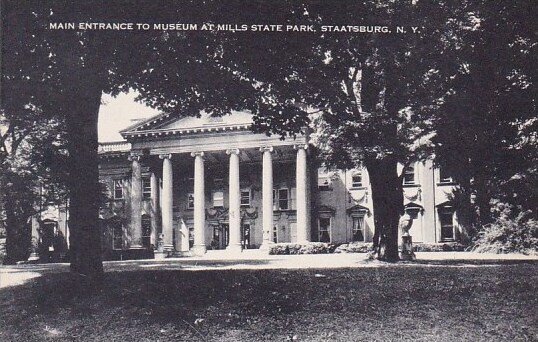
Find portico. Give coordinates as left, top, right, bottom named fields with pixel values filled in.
left=122, top=111, right=312, bottom=256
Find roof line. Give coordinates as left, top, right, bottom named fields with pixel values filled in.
left=119, top=112, right=170, bottom=133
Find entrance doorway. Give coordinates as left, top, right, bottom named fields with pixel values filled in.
left=211, top=223, right=229, bottom=249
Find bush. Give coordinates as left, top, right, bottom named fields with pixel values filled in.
left=268, top=242, right=335, bottom=255
left=413, top=242, right=467, bottom=252
left=334, top=242, right=374, bottom=253
left=472, top=212, right=538, bottom=255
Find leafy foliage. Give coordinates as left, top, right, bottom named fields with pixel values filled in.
left=430, top=1, right=537, bottom=226
left=472, top=207, right=538, bottom=255
left=268, top=242, right=337, bottom=255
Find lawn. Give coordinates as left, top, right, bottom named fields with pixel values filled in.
left=0, top=261, right=537, bottom=341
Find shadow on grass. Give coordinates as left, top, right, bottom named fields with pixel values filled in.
left=403, top=258, right=538, bottom=267
left=1, top=263, right=537, bottom=341
left=104, top=258, right=272, bottom=271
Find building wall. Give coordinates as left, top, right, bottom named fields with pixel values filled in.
left=94, top=151, right=462, bottom=258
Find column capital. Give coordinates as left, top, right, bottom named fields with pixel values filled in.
left=159, top=153, right=172, bottom=160
left=128, top=153, right=141, bottom=162
left=293, top=143, right=309, bottom=151
left=191, top=151, right=205, bottom=158
left=226, top=148, right=240, bottom=156
left=259, top=146, right=274, bottom=153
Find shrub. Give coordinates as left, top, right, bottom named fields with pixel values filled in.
left=413, top=242, right=467, bottom=252
left=299, top=242, right=332, bottom=254
left=334, top=242, right=374, bottom=253
left=268, top=242, right=335, bottom=255
left=268, top=244, right=289, bottom=255
left=472, top=212, right=538, bottom=255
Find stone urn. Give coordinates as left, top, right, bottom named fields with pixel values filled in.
left=399, top=213, right=416, bottom=261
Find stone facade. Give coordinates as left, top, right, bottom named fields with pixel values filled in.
left=32, top=111, right=463, bottom=260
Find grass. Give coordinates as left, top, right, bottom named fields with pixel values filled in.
left=1, top=262, right=537, bottom=341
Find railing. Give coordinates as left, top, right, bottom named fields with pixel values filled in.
left=98, top=141, right=131, bottom=153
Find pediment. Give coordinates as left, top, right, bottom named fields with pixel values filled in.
left=120, top=110, right=254, bottom=139
left=405, top=202, right=424, bottom=210
left=346, top=204, right=371, bottom=216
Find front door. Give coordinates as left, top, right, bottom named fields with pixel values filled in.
left=212, top=224, right=229, bottom=249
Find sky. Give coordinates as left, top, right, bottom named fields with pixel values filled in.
left=98, top=92, right=160, bottom=142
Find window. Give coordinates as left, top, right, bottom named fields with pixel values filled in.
left=213, top=191, right=224, bottom=207
left=240, top=189, right=251, bottom=207
left=439, top=168, right=453, bottom=184
left=142, top=177, right=151, bottom=199
left=112, top=219, right=123, bottom=250
left=187, top=193, right=194, bottom=209
left=319, top=217, right=331, bottom=242
left=278, top=189, right=289, bottom=210
left=113, top=179, right=123, bottom=199
left=403, top=164, right=415, bottom=185
left=141, top=215, right=151, bottom=248
left=439, top=208, right=455, bottom=240
left=351, top=171, right=363, bottom=188
left=273, top=189, right=291, bottom=210
left=352, top=216, right=365, bottom=242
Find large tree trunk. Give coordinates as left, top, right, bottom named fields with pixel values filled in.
left=65, top=74, right=104, bottom=279
left=366, top=157, right=403, bottom=262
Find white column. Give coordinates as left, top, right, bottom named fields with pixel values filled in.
left=160, top=154, right=174, bottom=251
left=150, top=171, right=158, bottom=247
left=260, top=146, right=274, bottom=249
left=129, top=154, right=143, bottom=248
left=295, top=144, right=310, bottom=243
left=191, top=151, right=206, bottom=255
left=226, top=148, right=242, bottom=251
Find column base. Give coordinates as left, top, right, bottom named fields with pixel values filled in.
left=225, top=243, right=243, bottom=253
left=259, top=241, right=275, bottom=251
left=154, top=251, right=167, bottom=260
left=192, top=244, right=207, bottom=256
left=171, top=250, right=192, bottom=258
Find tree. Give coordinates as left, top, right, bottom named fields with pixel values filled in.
left=0, top=31, right=69, bottom=264
left=128, top=1, right=458, bottom=261
left=0, top=109, right=67, bottom=264
left=1, top=0, right=253, bottom=277
left=430, top=0, right=537, bottom=229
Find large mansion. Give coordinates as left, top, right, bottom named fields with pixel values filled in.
left=33, top=111, right=461, bottom=260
